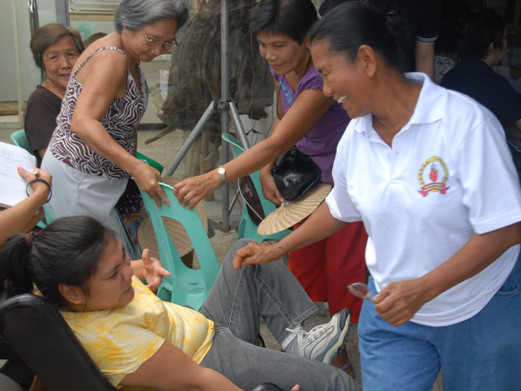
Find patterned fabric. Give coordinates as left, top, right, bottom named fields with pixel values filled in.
left=61, top=276, right=215, bottom=389
left=49, top=46, right=148, bottom=179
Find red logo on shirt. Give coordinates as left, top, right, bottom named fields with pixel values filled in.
left=417, top=157, right=450, bottom=197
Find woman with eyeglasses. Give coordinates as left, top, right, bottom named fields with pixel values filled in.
left=41, top=0, right=188, bottom=241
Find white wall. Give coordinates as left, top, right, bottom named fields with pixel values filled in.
left=0, top=0, right=115, bottom=103
left=0, top=0, right=41, bottom=102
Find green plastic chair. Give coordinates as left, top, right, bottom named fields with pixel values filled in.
left=221, top=132, right=291, bottom=243
left=139, top=182, right=220, bottom=310
left=136, top=151, right=164, bottom=173
left=10, top=129, right=32, bottom=154
left=76, top=22, right=94, bottom=41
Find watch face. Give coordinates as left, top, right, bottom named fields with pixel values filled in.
left=218, top=167, right=225, bottom=175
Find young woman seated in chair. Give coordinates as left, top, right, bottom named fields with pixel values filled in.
left=0, top=216, right=359, bottom=391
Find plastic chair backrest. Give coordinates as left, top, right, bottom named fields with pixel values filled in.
left=139, top=182, right=220, bottom=310
left=76, top=22, right=94, bottom=41
left=136, top=151, right=164, bottom=174
left=0, top=294, right=117, bottom=391
left=10, top=129, right=31, bottom=154
left=221, top=132, right=291, bottom=243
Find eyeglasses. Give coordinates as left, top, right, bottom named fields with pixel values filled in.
left=143, top=32, right=177, bottom=52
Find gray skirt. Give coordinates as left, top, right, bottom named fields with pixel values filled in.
left=42, top=152, right=128, bottom=241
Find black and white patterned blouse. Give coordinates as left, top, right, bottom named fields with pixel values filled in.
left=49, top=46, right=148, bottom=179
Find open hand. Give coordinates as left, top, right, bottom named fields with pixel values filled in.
left=141, top=248, right=171, bottom=292
left=173, top=171, right=220, bottom=208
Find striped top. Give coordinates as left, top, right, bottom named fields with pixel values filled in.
left=49, top=46, right=148, bottom=179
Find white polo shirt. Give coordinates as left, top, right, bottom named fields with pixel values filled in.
left=327, top=73, right=521, bottom=326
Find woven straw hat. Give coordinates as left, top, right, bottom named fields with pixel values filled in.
left=137, top=177, right=208, bottom=258
left=257, top=183, right=332, bottom=235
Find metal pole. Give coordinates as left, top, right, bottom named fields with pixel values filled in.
left=12, top=0, right=24, bottom=128
left=220, top=0, right=230, bottom=230
left=55, top=0, right=70, bottom=26
left=164, top=102, right=216, bottom=177
left=27, top=0, right=39, bottom=35
left=228, top=101, right=250, bottom=149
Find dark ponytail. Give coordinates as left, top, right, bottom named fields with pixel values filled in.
left=310, top=1, right=408, bottom=73
left=0, top=216, right=112, bottom=308
left=0, top=233, right=35, bottom=298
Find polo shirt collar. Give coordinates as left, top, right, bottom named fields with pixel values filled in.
left=353, top=72, right=445, bottom=135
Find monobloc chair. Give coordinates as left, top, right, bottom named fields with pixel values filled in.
left=221, top=132, right=291, bottom=243
left=10, top=129, right=31, bottom=153
left=139, top=182, right=220, bottom=310
left=0, top=294, right=116, bottom=391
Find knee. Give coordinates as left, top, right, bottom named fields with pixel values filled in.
left=222, top=238, right=255, bottom=268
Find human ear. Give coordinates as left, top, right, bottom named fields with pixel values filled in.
left=356, top=45, right=377, bottom=77
left=58, top=284, right=86, bottom=306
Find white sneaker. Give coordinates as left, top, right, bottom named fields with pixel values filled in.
left=297, top=308, right=351, bottom=364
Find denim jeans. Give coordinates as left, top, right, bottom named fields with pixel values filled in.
left=359, top=253, right=521, bottom=391
left=199, top=239, right=360, bottom=391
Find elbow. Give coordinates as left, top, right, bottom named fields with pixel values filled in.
left=69, top=116, right=81, bottom=136
left=69, top=115, right=90, bottom=138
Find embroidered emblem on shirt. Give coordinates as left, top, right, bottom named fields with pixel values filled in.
left=417, top=157, right=450, bottom=197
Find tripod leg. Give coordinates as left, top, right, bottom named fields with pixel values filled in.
left=228, top=101, right=250, bottom=149
left=164, top=102, right=216, bottom=177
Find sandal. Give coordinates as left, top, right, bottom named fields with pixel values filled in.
left=331, top=348, right=354, bottom=378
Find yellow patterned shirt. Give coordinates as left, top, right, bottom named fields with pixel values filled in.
left=60, top=276, right=215, bottom=390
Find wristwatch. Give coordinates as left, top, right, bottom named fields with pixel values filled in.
left=217, top=165, right=226, bottom=185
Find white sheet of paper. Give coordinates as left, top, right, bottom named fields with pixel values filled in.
left=0, top=142, right=37, bottom=208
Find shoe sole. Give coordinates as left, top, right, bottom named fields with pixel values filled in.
left=322, top=309, right=351, bottom=365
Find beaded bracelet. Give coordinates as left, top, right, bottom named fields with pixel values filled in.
left=26, top=178, right=52, bottom=203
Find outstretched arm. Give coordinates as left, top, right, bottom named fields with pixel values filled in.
left=233, top=202, right=347, bottom=269
left=71, top=50, right=168, bottom=208
left=173, top=86, right=334, bottom=208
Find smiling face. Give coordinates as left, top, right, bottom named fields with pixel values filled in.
left=41, top=36, right=81, bottom=97
left=257, top=31, right=309, bottom=75
left=311, top=38, right=370, bottom=119
left=82, top=236, right=135, bottom=311
left=123, top=19, right=179, bottom=63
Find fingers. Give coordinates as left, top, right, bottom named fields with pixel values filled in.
left=141, top=248, right=151, bottom=264
left=156, top=185, right=170, bottom=208
left=273, top=189, right=284, bottom=205
left=233, top=246, right=253, bottom=269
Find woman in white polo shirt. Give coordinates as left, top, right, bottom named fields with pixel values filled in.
left=233, top=2, right=521, bottom=390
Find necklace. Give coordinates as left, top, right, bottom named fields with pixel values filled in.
left=276, top=52, right=313, bottom=119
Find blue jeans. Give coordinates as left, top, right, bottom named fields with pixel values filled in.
left=199, top=239, right=360, bottom=391
left=359, top=254, right=521, bottom=391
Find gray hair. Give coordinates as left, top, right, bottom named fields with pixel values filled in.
left=114, top=0, right=189, bottom=33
